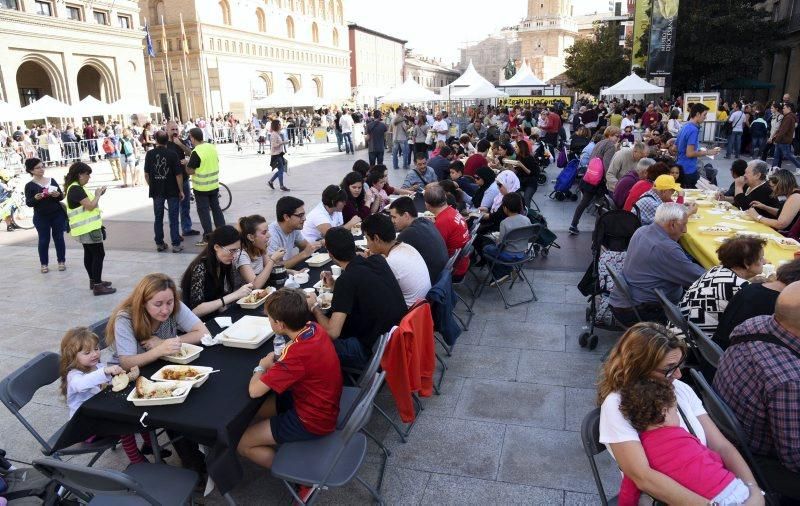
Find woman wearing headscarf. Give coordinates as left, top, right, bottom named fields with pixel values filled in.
left=473, top=171, right=523, bottom=265
left=472, top=166, right=499, bottom=211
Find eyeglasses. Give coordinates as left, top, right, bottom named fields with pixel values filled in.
left=658, top=360, right=684, bottom=379
left=292, top=212, right=305, bottom=218
left=220, top=245, right=241, bottom=256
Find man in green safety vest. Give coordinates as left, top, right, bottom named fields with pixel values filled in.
left=185, top=127, right=225, bottom=246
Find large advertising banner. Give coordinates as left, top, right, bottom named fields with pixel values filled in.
left=646, top=0, right=680, bottom=87
left=498, top=96, right=574, bottom=109
left=631, top=0, right=651, bottom=70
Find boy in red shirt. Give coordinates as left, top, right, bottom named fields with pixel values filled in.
left=425, top=184, right=470, bottom=281
left=238, top=288, right=343, bottom=470
left=617, top=379, right=755, bottom=506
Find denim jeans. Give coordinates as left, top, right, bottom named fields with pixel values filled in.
left=335, top=130, right=343, bottom=151
left=342, top=132, right=353, bottom=153
left=193, top=188, right=226, bottom=237
left=726, top=131, right=742, bottom=157
left=153, top=196, right=181, bottom=246
left=774, top=143, right=800, bottom=169
left=180, top=177, right=193, bottom=233
left=32, top=211, right=66, bottom=265
left=751, top=136, right=766, bottom=158
left=482, top=243, right=525, bottom=278
left=392, top=140, right=410, bottom=169
left=368, top=150, right=384, bottom=166
left=269, top=154, right=286, bottom=187
left=333, top=337, right=370, bottom=371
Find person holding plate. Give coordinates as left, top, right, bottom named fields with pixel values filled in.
left=24, top=157, right=67, bottom=273
left=745, top=169, right=800, bottom=232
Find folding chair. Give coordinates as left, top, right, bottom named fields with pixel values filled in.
left=272, top=372, right=387, bottom=506
left=89, top=317, right=110, bottom=349
left=605, top=264, right=642, bottom=324
left=688, top=369, right=779, bottom=504
left=336, top=331, right=392, bottom=489
left=687, top=321, right=724, bottom=373
left=34, top=457, right=199, bottom=505
left=0, top=352, right=118, bottom=467
left=435, top=250, right=460, bottom=356
left=475, top=224, right=540, bottom=309
left=653, top=288, right=690, bottom=338
left=452, top=233, right=479, bottom=330
left=580, top=408, right=618, bottom=506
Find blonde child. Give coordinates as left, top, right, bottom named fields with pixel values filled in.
left=59, top=327, right=161, bottom=464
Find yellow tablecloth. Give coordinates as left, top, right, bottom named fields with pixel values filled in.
left=680, top=196, right=798, bottom=269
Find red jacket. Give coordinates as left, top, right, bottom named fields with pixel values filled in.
left=380, top=300, right=435, bottom=423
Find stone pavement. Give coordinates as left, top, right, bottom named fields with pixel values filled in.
left=0, top=140, right=740, bottom=504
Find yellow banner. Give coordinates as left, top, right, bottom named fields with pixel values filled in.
left=682, top=93, right=719, bottom=122
left=632, top=0, right=651, bottom=69
left=498, top=96, right=573, bottom=109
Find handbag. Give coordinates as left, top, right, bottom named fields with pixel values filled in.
left=101, top=225, right=107, bottom=240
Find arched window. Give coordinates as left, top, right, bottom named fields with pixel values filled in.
left=332, top=27, right=339, bottom=47
left=309, top=0, right=315, bottom=16
left=254, top=74, right=273, bottom=97
left=285, top=77, right=298, bottom=95
left=286, top=16, right=295, bottom=38
left=256, top=8, right=266, bottom=32
left=328, top=0, right=334, bottom=21
left=336, top=0, right=343, bottom=23
left=311, top=22, right=319, bottom=43
left=318, top=0, right=325, bottom=19
left=313, top=77, right=323, bottom=98
left=299, top=0, right=305, bottom=14
left=219, top=0, right=231, bottom=25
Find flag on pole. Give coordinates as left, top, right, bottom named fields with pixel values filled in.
left=179, top=13, right=189, bottom=55
left=160, top=15, right=168, bottom=54
left=144, top=20, right=156, bottom=57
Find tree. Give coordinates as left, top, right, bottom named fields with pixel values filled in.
left=636, top=0, right=782, bottom=94
left=564, top=22, right=631, bottom=95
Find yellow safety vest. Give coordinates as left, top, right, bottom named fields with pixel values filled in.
left=66, top=182, right=102, bottom=237
left=191, top=142, right=220, bottom=192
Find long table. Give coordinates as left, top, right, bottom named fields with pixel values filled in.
left=679, top=193, right=797, bottom=269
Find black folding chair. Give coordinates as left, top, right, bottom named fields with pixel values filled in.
left=653, top=288, right=690, bottom=338
left=687, top=321, right=724, bottom=373
left=272, top=372, right=387, bottom=506
left=34, top=457, right=199, bottom=505
left=605, top=264, right=642, bottom=324
left=452, top=234, right=478, bottom=330
left=580, top=408, right=618, bottom=506
left=688, top=369, right=779, bottom=504
left=0, top=352, right=118, bottom=466
left=475, top=224, right=541, bottom=309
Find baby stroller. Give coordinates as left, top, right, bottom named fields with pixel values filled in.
left=576, top=210, right=641, bottom=350
left=548, top=158, right=580, bottom=201
left=527, top=208, right=560, bottom=258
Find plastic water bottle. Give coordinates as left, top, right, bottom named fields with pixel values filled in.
left=273, top=334, right=286, bottom=360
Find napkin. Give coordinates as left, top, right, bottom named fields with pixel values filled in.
left=200, top=333, right=221, bottom=347
left=284, top=276, right=301, bottom=289
left=214, top=316, right=232, bottom=328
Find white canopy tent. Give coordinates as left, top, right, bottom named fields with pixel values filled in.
left=499, top=61, right=546, bottom=87
left=18, top=95, right=74, bottom=120
left=109, top=98, right=162, bottom=115
left=600, top=72, right=665, bottom=97
left=452, top=82, right=508, bottom=100
left=378, top=78, right=439, bottom=104
left=73, top=95, right=110, bottom=117
left=440, top=60, right=497, bottom=100
left=0, top=100, right=21, bottom=121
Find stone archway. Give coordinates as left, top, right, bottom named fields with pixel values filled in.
left=16, top=60, right=55, bottom=106
left=77, top=60, right=116, bottom=102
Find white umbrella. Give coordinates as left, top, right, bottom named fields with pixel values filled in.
left=0, top=100, right=21, bottom=121
left=74, top=95, right=110, bottom=117
left=109, top=98, right=161, bottom=115
left=452, top=82, right=508, bottom=100
left=18, top=95, right=74, bottom=120
left=379, top=78, right=438, bottom=104
left=600, top=72, right=664, bottom=96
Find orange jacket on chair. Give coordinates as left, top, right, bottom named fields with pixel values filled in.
left=380, top=300, right=435, bottom=423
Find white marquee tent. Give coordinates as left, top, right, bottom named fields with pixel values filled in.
left=109, top=98, right=162, bottom=115
left=73, top=95, right=110, bottom=117
left=600, top=72, right=664, bottom=97
left=452, top=82, right=508, bottom=100
left=440, top=60, right=497, bottom=100
left=0, top=100, right=21, bottom=121
left=499, top=61, right=546, bottom=87
left=378, top=78, right=439, bottom=104
left=18, top=95, right=74, bottom=120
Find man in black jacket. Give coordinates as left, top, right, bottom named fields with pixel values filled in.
left=733, top=160, right=779, bottom=216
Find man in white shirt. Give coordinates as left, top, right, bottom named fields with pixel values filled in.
left=432, top=112, right=449, bottom=143
left=302, top=185, right=360, bottom=243
left=726, top=101, right=745, bottom=159
left=361, top=213, right=431, bottom=308
left=339, top=109, right=354, bottom=154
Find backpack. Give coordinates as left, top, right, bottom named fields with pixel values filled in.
left=582, top=157, right=605, bottom=186
left=548, top=159, right=580, bottom=201
left=102, top=137, right=115, bottom=154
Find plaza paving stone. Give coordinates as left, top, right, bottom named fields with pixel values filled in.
left=0, top=141, right=741, bottom=503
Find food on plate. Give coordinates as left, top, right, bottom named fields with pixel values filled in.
left=422, top=211, right=435, bottom=219
left=773, top=236, right=800, bottom=248
left=160, top=365, right=203, bottom=381
left=699, top=225, right=731, bottom=235
left=318, top=292, right=333, bottom=310
left=135, top=377, right=181, bottom=399
left=166, top=344, right=189, bottom=358
left=242, top=289, right=270, bottom=304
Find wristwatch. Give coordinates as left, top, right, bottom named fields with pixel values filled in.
left=253, top=365, right=266, bottom=375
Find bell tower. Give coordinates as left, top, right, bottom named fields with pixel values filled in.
left=519, top=0, right=577, bottom=81
left=527, top=0, right=573, bottom=18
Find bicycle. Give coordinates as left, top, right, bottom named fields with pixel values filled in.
left=188, top=181, right=232, bottom=211
left=0, top=169, right=35, bottom=230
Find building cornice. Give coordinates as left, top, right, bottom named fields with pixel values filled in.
left=0, top=11, right=144, bottom=41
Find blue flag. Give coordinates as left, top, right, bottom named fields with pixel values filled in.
left=145, top=21, right=156, bottom=57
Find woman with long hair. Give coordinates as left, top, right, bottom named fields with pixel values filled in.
left=180, top=225, right=253, bottom=316
left=746, top=168, right=800, bottom=232
left=472, top=166, right=498, bottom=211
left=598, top=323, right=762, bottom=504
left=235, top=215, right=283, bottom=289
left=515, top=139, right=540, bottom=209
left=340, top=171, right=370, bottom=222
left=107, top=273, right=209, bottom=370
left=267, top=119, right=290, bottom=191
left=64, top=161, right=114, bottom=295
left=412, top=114, right=430, bottom=159
left=24, top=157, right=67, bottom=273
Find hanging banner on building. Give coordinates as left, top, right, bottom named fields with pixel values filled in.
left=646, top=0, right=679, bottom=87
left=631, top=0, right=651, bottom=70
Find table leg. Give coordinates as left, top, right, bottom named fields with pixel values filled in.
left=149, top=430, right=162, bottom=463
